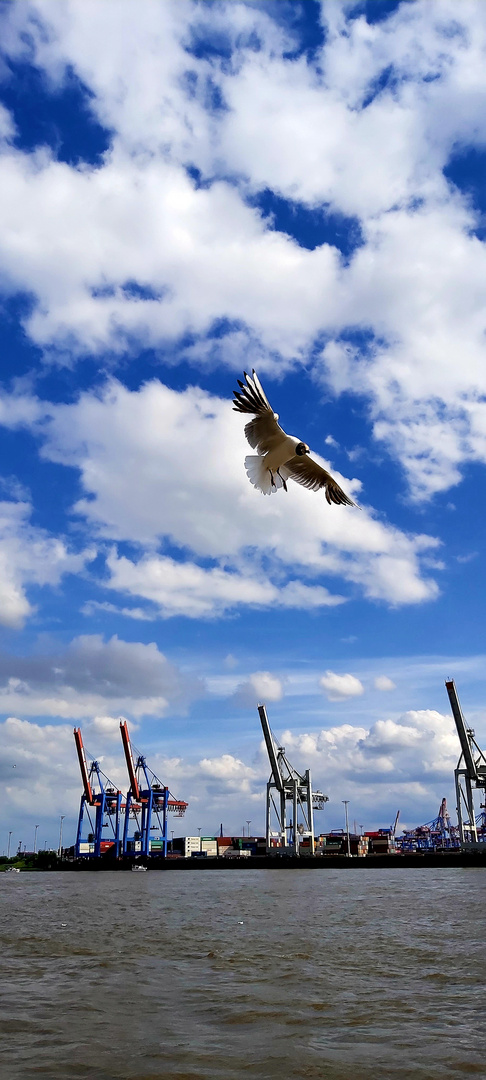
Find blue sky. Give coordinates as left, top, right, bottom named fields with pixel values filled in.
left=1, top=0, right=486, bottom=850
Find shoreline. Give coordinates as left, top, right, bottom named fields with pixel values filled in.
left=9, top=850, right=486, bottom=871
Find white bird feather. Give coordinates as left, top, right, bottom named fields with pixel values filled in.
left=233, top=369, right=356, bottom=506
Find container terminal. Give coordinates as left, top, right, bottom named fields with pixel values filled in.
left=4, top=679, right=486, bottom=870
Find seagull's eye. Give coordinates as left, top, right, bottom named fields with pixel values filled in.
left=296, top=442, right=307, bottom=456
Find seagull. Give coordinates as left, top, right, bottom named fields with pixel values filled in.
left=233, top=369, right=356, bottom=505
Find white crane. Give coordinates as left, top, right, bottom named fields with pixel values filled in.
left=258, top=704, right=328, bottom=855
left=445, top=680, right=486, bottom=847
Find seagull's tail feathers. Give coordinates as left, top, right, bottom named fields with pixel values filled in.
left=244, top=455, right=284, bottom=495
left=233, top=370, right=273, bottom=416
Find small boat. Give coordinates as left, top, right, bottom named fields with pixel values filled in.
left=131, top=864, right=147, bottom=872
left=5, top=866, right=20, bottom=873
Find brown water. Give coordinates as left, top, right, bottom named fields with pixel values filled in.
left=0, top=867, right=484, bottom=1080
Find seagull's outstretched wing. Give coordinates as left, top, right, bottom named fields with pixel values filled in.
left=233, top=369, right=287, bottom=453
left=282, top=455, right=356, bottom=506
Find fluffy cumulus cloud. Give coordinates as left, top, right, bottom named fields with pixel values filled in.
left=233, top=671, right=284, bottom=707
left=0, top=704, right=462, bottom=847
left=0, top=1, right=484, bottom=499
left=374, top=675, right=397, bottom=692
left=0, top=717, right=81, bottom=834
left=0, top=633, right=204, bottom=719
left=3, top=0, right=486, bottom=845
left=319, top=670, right=365, bottom=701
left=0, top=712, right=154, bottom=846
left=198, top=753, right=257, bottom=795
left=0, top=499, right=94, bottom=629
left=280, top=707, right=460, bottom=827
left=0, top=714, right=263, bottom=848
left=0, top=378, right=440, bottom=613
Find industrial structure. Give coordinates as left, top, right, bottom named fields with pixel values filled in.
left=445, top=680, right=486, bottom=847
left=258, top=703, right=328, bottom=854
left=65, top=682, right=486, bottom=863
left=73, top=727, right=124, bottom=858
left=72, top=723, right=187, bottom=859
left=120, top=720, right=187, bottom=858
left=400, top=798, right=459, bottom=852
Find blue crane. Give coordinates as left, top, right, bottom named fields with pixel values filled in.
left=120, top=721, right=187, bottom=858
left=73, top=727, right=124, bottom=858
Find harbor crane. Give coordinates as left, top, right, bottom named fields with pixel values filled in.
left=400, top=797, right=459, bottom=851
left=445, top=680, right=486, bottom=847
left=258, top=704, right=329, bottom=855
left=120, top=721, right=187, bottom=858
left=73, top=727, right=124, bottom=858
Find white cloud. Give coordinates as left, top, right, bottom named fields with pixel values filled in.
left=0, top=717, right=81, bottom=831
left=319, top=671, right=365, bottom=701
left=0, top=102, right=15, bottom=142
left=0, top=378, right=439, bottom=611
left=374, top=675, right=397, bottom=692
left=198, top=753, right=257, bottom=794
left=279, top=707, right=460, bottom=826
left=104, top=549, right=344, bottom=620
left=234, top=671, right=284, bottom=706
left=0, top=633, right=204, bottom=719
left=0, top=714, right=263, bottom=845
left=358, top=710, right=459, bottom=780
left=0, top=146, right=346, bottom=361
left=0, top=701, right=468, bottom=846
left=81, top=600, right=157, bottom=622
left=86, top=714, right=137, bottom=740
left=0, top=0, right=485, bottom=504
left=0, top=499, right=94, bottom=629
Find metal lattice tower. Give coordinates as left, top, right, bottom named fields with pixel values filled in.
left=445, top=680, right=486, bottom=847
left=73, top=727, right=124, bottom=858
left=258, top=704, right=328, bottom=855
left=120, top=721, right=187, bottom=858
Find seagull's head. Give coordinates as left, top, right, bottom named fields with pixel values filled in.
left=295, top=442, right=310, bottom=456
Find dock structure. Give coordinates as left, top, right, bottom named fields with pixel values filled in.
left=445, top=680, right=486, bottom=848
left=120, top=720, right=187, bottom=858
left=258, top=703, right=328, bottom=855
left=73, top=727, right=124, bottom=858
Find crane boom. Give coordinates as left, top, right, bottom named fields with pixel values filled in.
left=73, top=727, right=94, bottom=804
left=258, top=704, right=284, bottom=791
left=445, top=680, right=478, bottom=780
left=120, top=720, right=141, bottom=800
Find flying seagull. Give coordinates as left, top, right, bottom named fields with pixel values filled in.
left=233, top=369, right=356, bottom=505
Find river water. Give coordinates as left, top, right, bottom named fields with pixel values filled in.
left=0, top=867, right=484, bottom=1080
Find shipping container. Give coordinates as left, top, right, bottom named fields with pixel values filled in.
left=201, top=840, right=218, bottom=856
left=171, top=836, right=204, bottom=857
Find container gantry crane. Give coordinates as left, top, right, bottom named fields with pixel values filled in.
left=120, top=721, right=187, bottom=858
left=400, top=797, right=459, bottom=852
left=445, top=679, right=486, bottom=847
left=73, top=727, right=124, bottom=858
left=258, top=704, right=328, bottom=855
